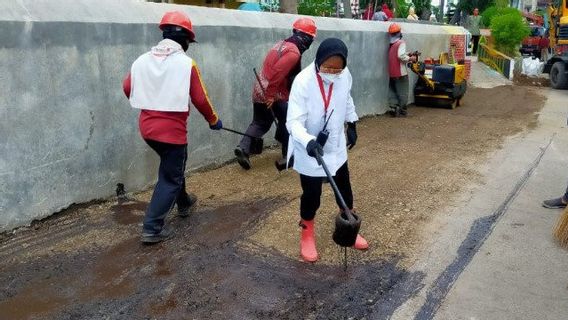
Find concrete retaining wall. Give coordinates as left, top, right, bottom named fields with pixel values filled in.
left=0, top=0, right=466, bottom=231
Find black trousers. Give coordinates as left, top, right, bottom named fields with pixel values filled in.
left=143, top=139, right=192, bottom=234
left=472, top=35, right=480, bottom=55
left=238, top=101, right=289, bottom=157
left=299, top=162, right=353, bottom=221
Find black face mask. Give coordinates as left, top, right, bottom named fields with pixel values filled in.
left=163, top=28, right=191, bottom=52
left=286, top=31, right=314, bottom=54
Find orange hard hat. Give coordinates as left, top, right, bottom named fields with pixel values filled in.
left=388, top=23, right=401, bottom=34
left=293, top=17, right=317, bottom=37
left=159, top=11, right=195, bottom=41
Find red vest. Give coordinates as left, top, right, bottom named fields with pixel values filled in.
left=388, top=39, right=403, bottom=78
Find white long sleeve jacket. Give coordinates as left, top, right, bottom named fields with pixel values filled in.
left=286, top=62, right=359, bottom=177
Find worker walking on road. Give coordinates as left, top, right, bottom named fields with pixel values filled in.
left=286, top=38, right=368, bottom=263
left=123, top=11, right=223, bottom=244
left=234, top=18, right=317, bottom=171
left=387, top=23, right=416, bottom=117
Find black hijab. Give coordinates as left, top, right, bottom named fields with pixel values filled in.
left=315, top=38, right=348, bottom=70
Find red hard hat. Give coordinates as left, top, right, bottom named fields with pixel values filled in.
left=388, top=23, right=401, bottom=34
left=293, top=17, right=317, bottom=37
left=159, top=11, right=196, bottom=41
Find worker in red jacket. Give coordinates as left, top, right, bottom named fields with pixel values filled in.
left=234, top=18, right=317, bottom=171
left=123, top=11, right=222, bottom=244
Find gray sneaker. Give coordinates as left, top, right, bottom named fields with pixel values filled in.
left=542, top=197, right=567, bottom=209
left=141, top=226, right=172, bottom=244
left=178, top=193, right=197, bottom=217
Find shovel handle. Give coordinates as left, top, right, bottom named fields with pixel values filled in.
left=222, top=127, right=262, bottom=140
left=315, top=152, right=352, bottom=216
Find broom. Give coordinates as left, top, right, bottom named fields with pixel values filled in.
left=553, top=207, right=568, bottom=248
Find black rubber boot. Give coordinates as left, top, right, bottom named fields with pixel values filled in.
left=234, top=147, right=251, bottom=170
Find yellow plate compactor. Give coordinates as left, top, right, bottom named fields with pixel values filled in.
left=409, top=53, right=467, bottom=109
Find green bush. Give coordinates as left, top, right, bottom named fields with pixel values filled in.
left=395, top=0, right=410, bottom=18
left=490, top=12, right=530, bottom=56
left=298, top=0, right=335, bottom=16
left=481, top=5, right=520, bottom=27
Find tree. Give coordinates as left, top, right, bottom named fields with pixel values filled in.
left=343, top=0, right=353, bottom=18
left=456, top=0, right=495, bottom=14
left=280, top=0, right=298, bottom=14
left=413, top=0, right=432, bottom=20
left=490, top=11, right=530, bottom=56
left=298, top=0, right=334, bottom=16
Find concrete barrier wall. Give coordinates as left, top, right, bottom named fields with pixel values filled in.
left=0, top=0, right=466, bottom=231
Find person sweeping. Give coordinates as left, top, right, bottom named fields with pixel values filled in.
left=286, top=38, right=369, bottom=263
left=123, top=11, right=222, bottom=244
left=234, top=18, right=317, bottom=171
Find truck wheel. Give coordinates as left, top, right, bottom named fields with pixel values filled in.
left=550, top=62, right=568, bottom=89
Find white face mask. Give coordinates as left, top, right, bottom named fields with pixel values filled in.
left=319, top=72, right=341, bottom=84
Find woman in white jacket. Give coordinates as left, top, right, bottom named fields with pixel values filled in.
left=286, top=38, right=368, bottom=262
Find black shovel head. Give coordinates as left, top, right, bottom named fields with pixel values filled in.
left=249, top=138, right=264, bottom=155
left=332, top=210, right=361, bottom=247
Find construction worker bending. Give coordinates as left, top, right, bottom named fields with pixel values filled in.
left=234, top=18, right=317, bottom=171
left=123, top=11, right=223, bottom=244
left=387, top=23, right=417, bottom=117
left=286, top=38, right=369, bottom=262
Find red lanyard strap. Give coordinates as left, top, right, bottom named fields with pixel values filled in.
left=316, top=73, right=334, bottom=112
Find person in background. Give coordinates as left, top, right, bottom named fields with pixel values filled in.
left=407, top=7, right=419, bottom=21
left=350, top=0, right=361, bottom=19
left=372, top=5, right=389, bottom=21
left=467, top=8, right=484, bottom=55
left=123, top=11, right=223, bottom=244
left=235, top=18, right=317, bottom=171
left=429, top=13, right=438, bottom=23
left=362, top=2, right=374, bottom=20
left=286, top=38, right=369, bottom=263
left=387, top=23, right=417, bottom=117
left=382, top=3, right=394, bottom=20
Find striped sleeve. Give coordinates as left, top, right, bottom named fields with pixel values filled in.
left=190, top=61, right=219, bottom=125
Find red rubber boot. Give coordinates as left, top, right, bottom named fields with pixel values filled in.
left=299, top=219, right=318, bottom=262
left=353, top=234, right=369, bottom=250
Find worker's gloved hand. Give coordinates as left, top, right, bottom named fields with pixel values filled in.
left=209, top=119, right=223, bottom=130
left=306, top=139, right=324, bottom=159
left=346, top=122, right=357, bottom=150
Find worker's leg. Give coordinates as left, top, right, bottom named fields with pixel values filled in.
left=238, top=103, right=274, bottom=155
left=396, top=76, right=410, bottom=114
left=143, top=140, right=187, bottom=239
left=472, top=35, right=480, bottom=55
left=332, top=162, right=354, bottom=211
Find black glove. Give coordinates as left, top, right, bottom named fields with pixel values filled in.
left=346, top=122, right=357, bottom=150
left=306, top=139, right=324, bottom=159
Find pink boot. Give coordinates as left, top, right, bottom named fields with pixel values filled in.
left=299, top=219, right=318, bottom=262
left=353, top=234, right=369, bottom=250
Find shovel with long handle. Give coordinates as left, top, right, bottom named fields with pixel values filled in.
left=222, top=127, right=264, bottom=154
left=222, top=127, right=261, bottom=140
left=315, top=151, right=351, bottom=215
left=315, top=151, right=361, bottom=270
